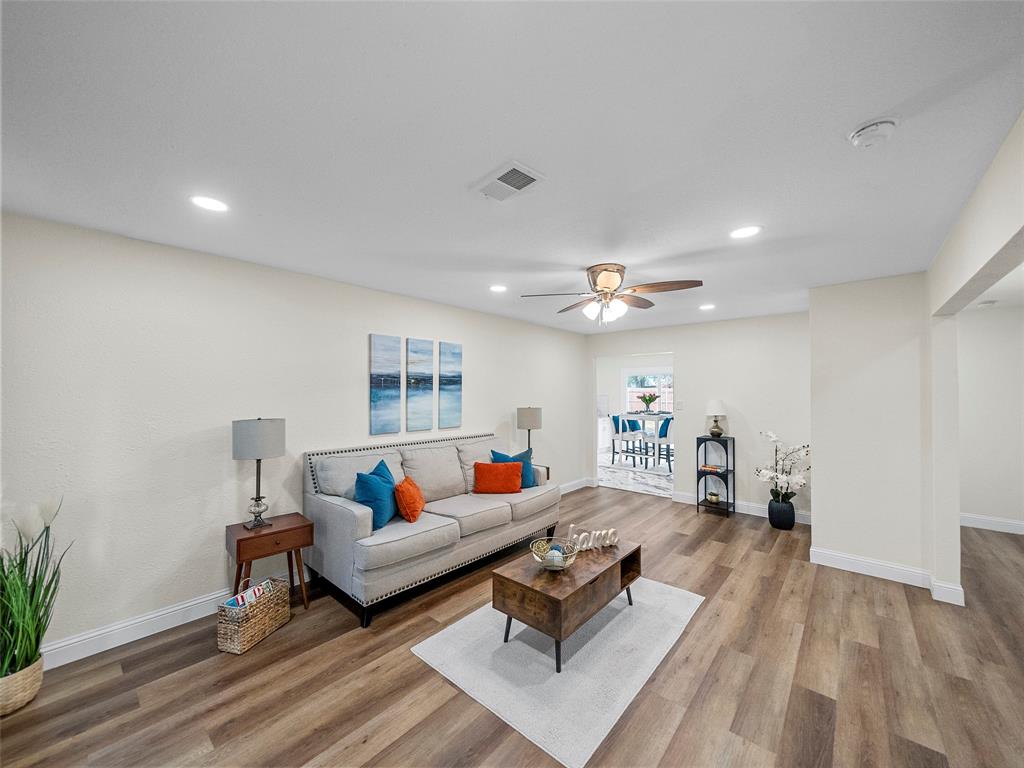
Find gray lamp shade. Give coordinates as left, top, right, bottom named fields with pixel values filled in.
left=517, top=407, right=542, bottom=431
left=232, top=418, right=286, bottom=460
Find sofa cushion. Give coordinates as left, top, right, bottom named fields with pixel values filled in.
left=399, top=445, right=466, bottom=502
left=491, top=448, right=537, bottom=489
left=423, top=494, right=512, bottom=536
left=456, top=436, right=506, bottom=492
left=353, top=511, right=459, bottom=571
left=473, top=461, right=522, bottom=494
left=315, top=450, right=405, bottom=500
left=355, top=460, right=398, bottom=529
left=394, top=476, right=425, bottom=523
left=471, top=483, right=560, bottom=521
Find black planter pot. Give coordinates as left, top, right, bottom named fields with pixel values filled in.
left=768, top=500, right=795, bottom=530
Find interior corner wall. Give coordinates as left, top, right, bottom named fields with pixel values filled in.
left=586, top=312, right=811, bottom=513
left=809, top=273, right=930, bottom=573
left=1, top=213, right=591, bottom=646
left=958, top=305, right=1024, bottom=528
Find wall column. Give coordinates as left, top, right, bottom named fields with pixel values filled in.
left=929, top=315, right=964, bottom=604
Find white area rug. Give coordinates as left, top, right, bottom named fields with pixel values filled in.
left=411, top=577, right=703, bottom=768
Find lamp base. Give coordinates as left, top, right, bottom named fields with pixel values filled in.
left=709, top=417, right=724, bottom=438
left=244, top=497, right=272, bottom=530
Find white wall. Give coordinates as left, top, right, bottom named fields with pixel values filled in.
left=1, top=214, right=591, bottom=644
left=929, top=111, right=1024, bottom=316
left=595, top=352, right=673, bottom=412
left=958, top=306, right=1024, bottom=528
left=809, top=273, right=930, bottom=570
left=587, top=313, right=811, bottom=513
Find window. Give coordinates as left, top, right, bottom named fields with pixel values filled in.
left=625, top=373, right=673, bottom=412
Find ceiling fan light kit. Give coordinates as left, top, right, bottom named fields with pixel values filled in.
left=522, top=263, right=703, bottom=325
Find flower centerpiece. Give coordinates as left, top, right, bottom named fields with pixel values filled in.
left=754, top=432, right=810, bottom=530
left=638, top=392, right=660, bottom=413
left=1, top=497, right=70, bottom=715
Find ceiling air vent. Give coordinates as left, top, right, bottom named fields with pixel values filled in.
left=476, top=162, right=543, bottom=201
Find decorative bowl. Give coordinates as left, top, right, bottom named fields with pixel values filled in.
left=530, top=537, right=579, bottom=571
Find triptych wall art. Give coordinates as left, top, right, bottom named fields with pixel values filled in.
left=369, top=334, right=462, bottom=435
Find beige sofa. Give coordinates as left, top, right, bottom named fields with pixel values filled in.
left=302, top=433, right=560, bottom=626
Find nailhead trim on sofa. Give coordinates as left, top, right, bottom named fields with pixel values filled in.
left=305, top=432, right=495, bottom=495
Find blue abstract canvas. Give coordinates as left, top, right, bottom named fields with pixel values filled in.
left=406, top=338, right=434, bottom=432
left=439, top=341, right=462, bottom=429
left=369, top=334, right=401, bottom=435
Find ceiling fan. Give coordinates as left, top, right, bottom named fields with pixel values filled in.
left=521, top=263, right=703, bottom=323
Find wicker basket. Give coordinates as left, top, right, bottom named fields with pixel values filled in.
left=217, top=577, right=290, bottom=654
left=1, top=656, right=44, bottom=715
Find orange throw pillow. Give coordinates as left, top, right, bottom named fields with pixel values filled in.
left=394, top=476, right=425, bottom=522
left=474, top=461, right=523, bottom=494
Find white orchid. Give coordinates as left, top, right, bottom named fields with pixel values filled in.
left=754, top=433, right=810, bottom=503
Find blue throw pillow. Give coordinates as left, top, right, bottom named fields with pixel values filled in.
left=355, top=460, right=397, bottom=529
left=659, top=417, right=673, bottom=438
left=491, top=448, right=537, bottom=489
left=627, top=419, right=641, bottom=432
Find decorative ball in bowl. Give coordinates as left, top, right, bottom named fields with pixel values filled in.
left=530, top=537, right=579, bottom=571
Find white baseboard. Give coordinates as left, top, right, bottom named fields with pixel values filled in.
left=561, top=477, right=597, bottom=494
left=41, top=586, right=232, bottom=670
left=961, top=513, right=1024, bottom=534
left=809, top=546, right=965, bottom=606
left=671, top=492, right=811, bottom=526
left=930, top=580, right=966, bottom=606
left=809, top=546, right=931, bottom=588
left=41, top=567, right=307, bottom=670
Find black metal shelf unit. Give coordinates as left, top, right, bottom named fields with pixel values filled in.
left=696, top=435, right=735, bottom=516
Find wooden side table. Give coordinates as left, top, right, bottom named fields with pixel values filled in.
left=225, top=512, right=313, bottom=609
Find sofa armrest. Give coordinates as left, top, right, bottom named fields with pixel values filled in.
left=305, top=492, right=373, bottom=542
left=533, top=464, right=551, bottom=486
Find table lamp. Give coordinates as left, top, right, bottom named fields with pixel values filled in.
left=517, top=407, right=542, bottom=450
left=232, top=418, right=286, bottom=529
left=705, top=400, right=726, bottom=438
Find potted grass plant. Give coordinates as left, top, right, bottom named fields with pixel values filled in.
left=1, top=497, right=70, bottom=715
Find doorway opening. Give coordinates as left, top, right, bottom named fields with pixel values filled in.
left=595, top=353, right=674, bottom=497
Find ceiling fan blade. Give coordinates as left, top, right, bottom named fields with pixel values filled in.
left=621, top=280, right=703, bottom=294
left=558, top=297, right=599, bottom=314
left=520, top=292, right=594, bottom=298
left=616, top=294, right=654, bottom=309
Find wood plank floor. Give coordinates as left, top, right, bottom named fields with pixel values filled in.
left=3, top=487, right=1023, bottom=767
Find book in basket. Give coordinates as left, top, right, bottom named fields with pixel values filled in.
left=217, top=576, right=290, bottom=654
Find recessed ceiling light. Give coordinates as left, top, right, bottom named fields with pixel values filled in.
left=489, top=285, right=508, bottom=293
left=699, top=304, right=716, bottom=311
left=849, top=119, right=897, bottom=149
left=730, top=226, right=761, bottom=239
left=190, top=195, right=229, bottom=212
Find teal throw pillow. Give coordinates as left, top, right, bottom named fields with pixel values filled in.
left=355, top=460, right=398, bottom=529
left=491, top=448, right=537, bottom=489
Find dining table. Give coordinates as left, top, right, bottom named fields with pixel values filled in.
left=623, top=411, right=674, bottom=467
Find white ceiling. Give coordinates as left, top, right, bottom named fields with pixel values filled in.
left=3, top=2, right=1023, bottom=333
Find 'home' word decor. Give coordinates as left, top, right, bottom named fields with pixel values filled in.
left=567, top=523, right=619, bottom=551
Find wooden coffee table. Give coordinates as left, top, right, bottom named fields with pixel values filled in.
left=492, top=540, right=642, bottom=672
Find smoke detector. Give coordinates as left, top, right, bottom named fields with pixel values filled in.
left=475, top=162, right=543, bottom=201
left=849, top=119, right=897, bottom=149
